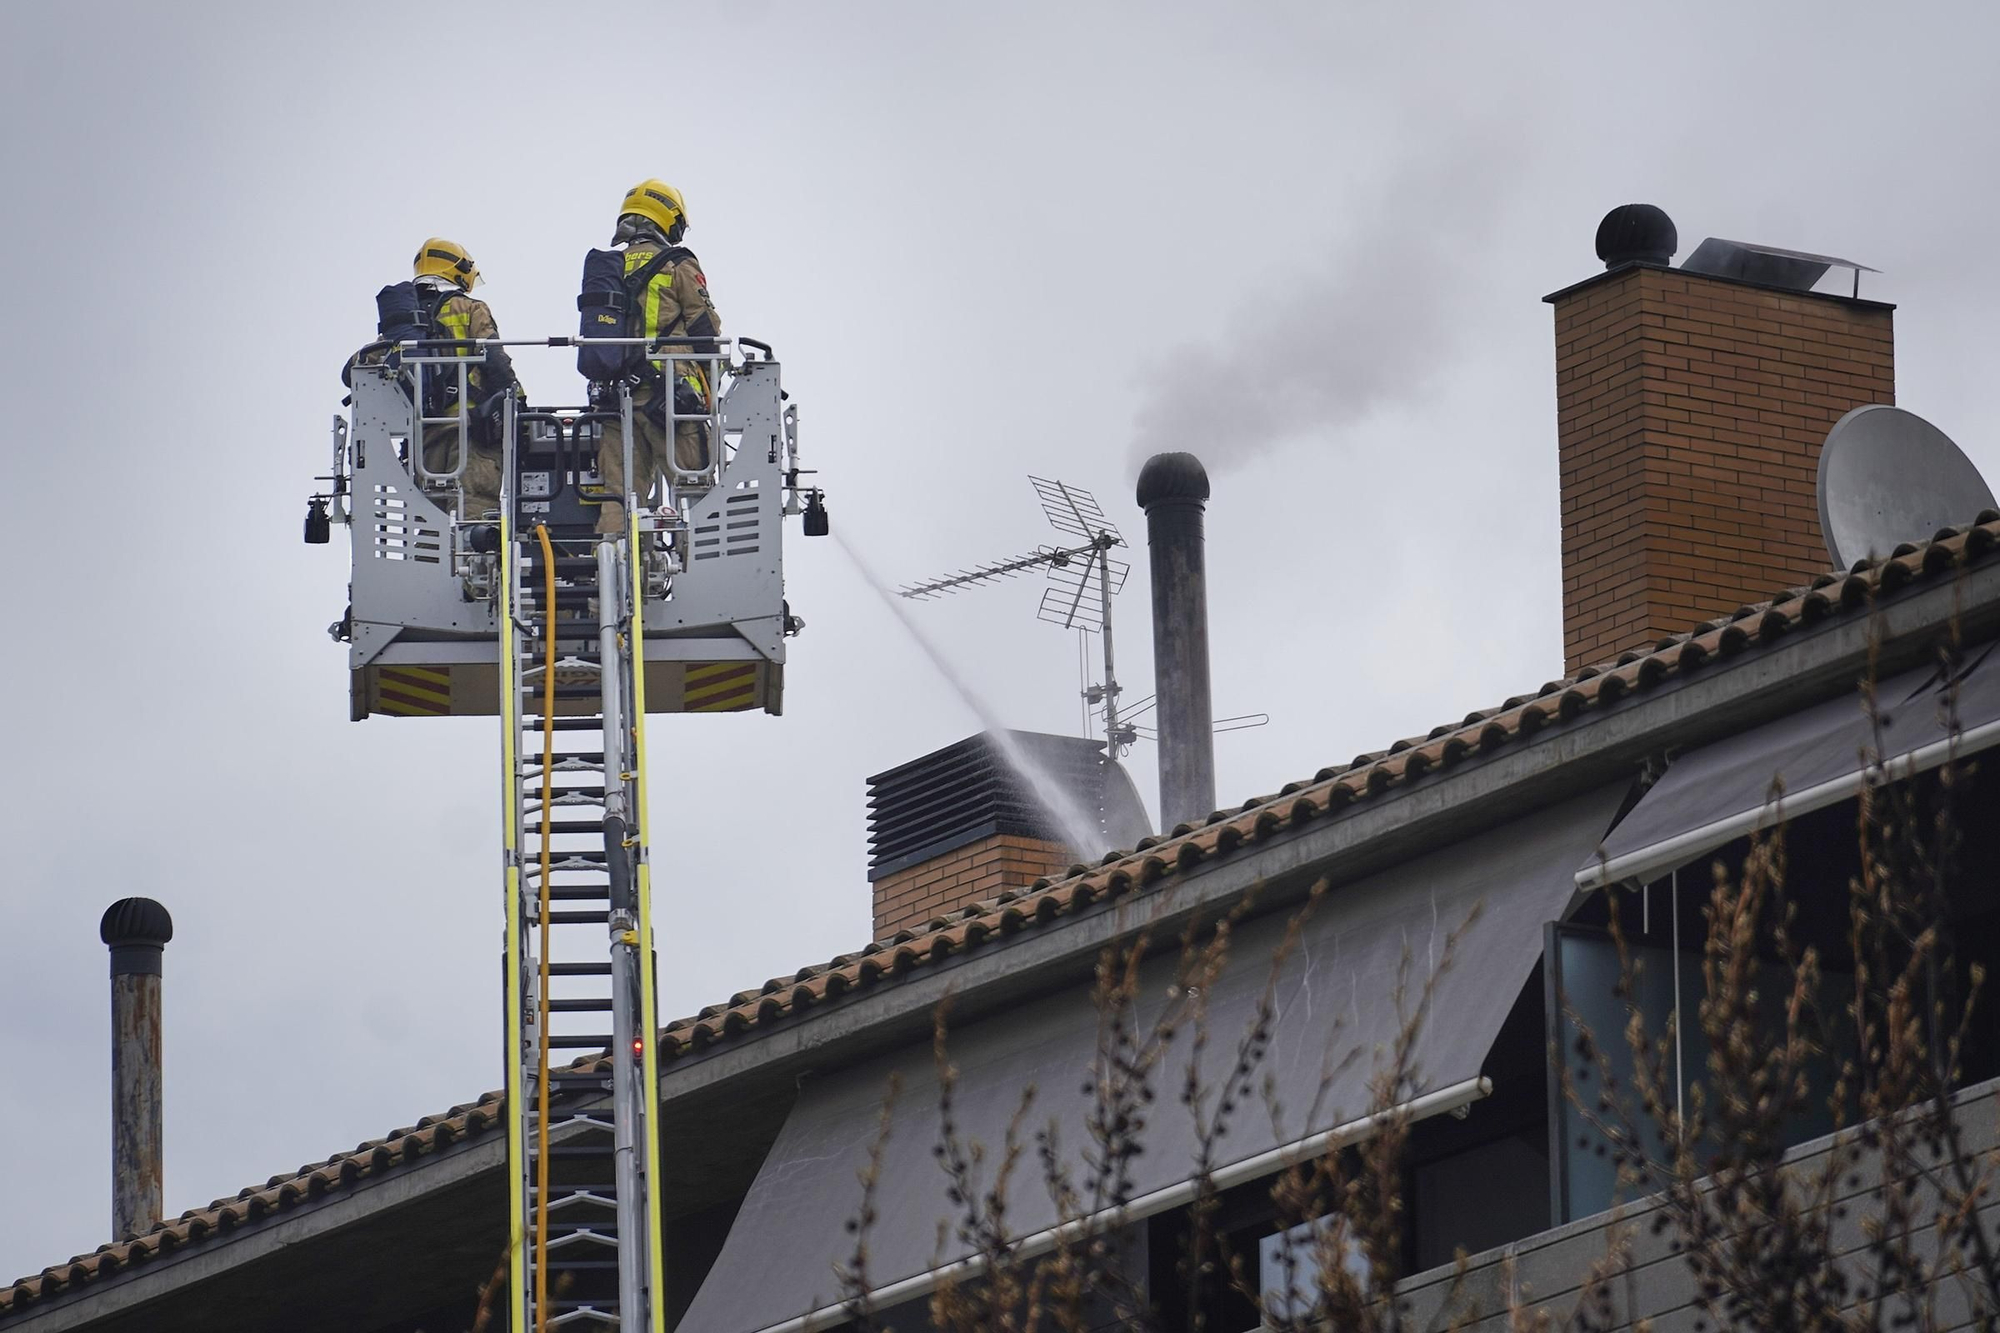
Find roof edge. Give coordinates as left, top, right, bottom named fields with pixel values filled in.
left=651, top=551, right=2000, bottom=1103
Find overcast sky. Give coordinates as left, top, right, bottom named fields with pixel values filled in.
left=5, top=0, right=2000, bottom=1284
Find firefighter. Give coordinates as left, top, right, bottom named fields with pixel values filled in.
left=592, top=181, right=723, bottom=537
left=410, top=237, right=517, bottom=522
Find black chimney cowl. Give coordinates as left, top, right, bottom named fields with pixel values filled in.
left=1135, top=452, right=1211, bottom=510
left=100, top=898, right=173, bottom=978
left=1595, top=204, right=1678, bottom=270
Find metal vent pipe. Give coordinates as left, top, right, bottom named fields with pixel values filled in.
left=1136, top=452, right=1216, bottom=831
left=100, top=897, right=172, bottom=1241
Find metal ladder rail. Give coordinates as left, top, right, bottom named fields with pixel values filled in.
left=597, top=534, right=649, bottom=1327
left=522, top=540, right=622, bottom=1331
left=506, top=525, right=666, bottom=1330
left=500, top=442, right=529, bottom=1333
left=624, top=510, right=670, bottom=1333
left=601, top=380, right=668, bottom=1333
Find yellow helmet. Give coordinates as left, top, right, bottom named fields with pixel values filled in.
left=619, top=179, right=688, bottom=238
left=413, top=237, right=481, bottom=290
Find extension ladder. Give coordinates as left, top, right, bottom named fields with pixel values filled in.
left=317, top=333, right=817, bottom=1329
left=501, top=517, right=668, bottom=1331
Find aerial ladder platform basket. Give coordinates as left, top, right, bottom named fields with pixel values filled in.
left=318, top=335, right=815, bottom=720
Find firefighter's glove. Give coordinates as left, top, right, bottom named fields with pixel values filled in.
left=672, top=378, right=708, bottom=418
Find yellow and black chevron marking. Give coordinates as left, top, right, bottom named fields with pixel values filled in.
left=683, top=662, right=758, bottom=713
left=376, top=666, right=452, bottom=716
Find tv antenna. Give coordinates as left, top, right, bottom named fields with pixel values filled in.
left=1817, top=405, right=1996, bottom=567
left=900, top=477, right=1134, bottom=755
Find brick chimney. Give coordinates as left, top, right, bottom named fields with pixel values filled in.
left=865, top=731, right=1148, bottom=939
left=1548, top=206, right=1895, bottom=674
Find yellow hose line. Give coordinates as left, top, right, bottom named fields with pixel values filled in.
left=533, top=524, right=558, bottom=1333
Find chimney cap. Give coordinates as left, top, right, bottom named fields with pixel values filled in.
left=1136, top=452, right=1211, bottom=510
left=1595, top=204, right=1677, bottom=270
left=101, top=898, right=173, bottom=949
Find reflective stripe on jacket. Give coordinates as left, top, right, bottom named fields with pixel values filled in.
left=433, top=293, right=508, bottom=398
left=621, top=242, right=721, bottom=397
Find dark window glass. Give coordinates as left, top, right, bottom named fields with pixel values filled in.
left=1257, top=1217, right=1370, bottom=1321
left=1412, top=1125, right=1550, bottom=1269
left=1549, top=885, right=1851, bottom=1223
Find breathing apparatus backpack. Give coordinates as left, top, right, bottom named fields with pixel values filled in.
left=374, top=281, right=456, bottom=417
left=575, top=246, right=682, bottom=385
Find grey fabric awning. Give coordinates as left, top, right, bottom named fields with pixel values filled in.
left=1579, top=647, right=2000, bottom=891
left=678, top=786, right=1627, bottom=1333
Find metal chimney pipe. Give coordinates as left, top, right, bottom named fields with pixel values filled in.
left=100, top=898, right=172, bottom=1241
left=1136, top=452, right=1216, bottom=831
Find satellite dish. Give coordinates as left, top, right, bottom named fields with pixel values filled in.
left=1817, top=405, right=1995, bottom=568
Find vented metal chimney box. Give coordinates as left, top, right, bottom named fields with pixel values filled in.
left=866, top=731, right=1146, bottom=880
